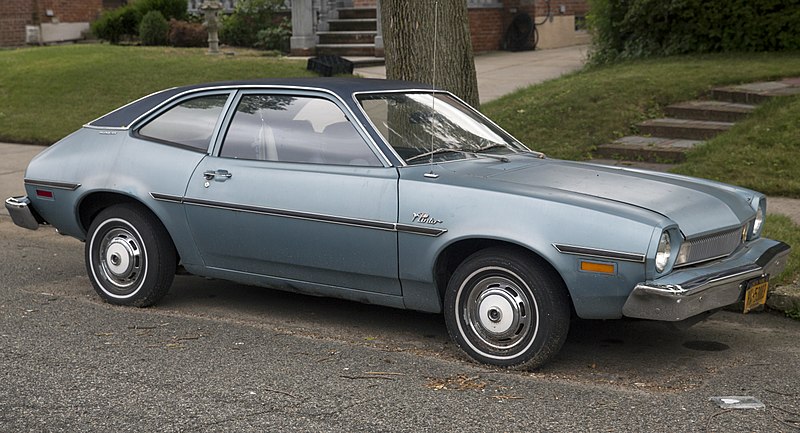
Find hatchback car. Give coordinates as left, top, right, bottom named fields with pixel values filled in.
left=6, top=78, right=790, bottom=369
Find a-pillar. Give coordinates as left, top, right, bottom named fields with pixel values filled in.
left=290, top=0, right=315, bottom=56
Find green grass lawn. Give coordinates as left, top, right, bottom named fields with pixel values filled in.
left=0, top=44, right=313, bottom=144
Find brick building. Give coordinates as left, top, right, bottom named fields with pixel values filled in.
left=290, top=0, right=589, bottom=56
left=1, top=0, right=103, bottom=47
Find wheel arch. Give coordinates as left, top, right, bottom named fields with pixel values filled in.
left=433, top=238, right=571, bottom=307
left=77, top=191, right=181, bottom=263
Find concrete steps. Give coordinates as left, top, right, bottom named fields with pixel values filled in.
left=594, top=136, right=702, bottom=163
left=638, top=118, right=734, bottom=141
left=594, top=77, right=800, bottom=164
left=664, top=100, right=755, bottom=122
left=318, top=8, right=378, bottom=57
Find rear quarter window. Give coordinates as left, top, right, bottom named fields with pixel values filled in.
left=137, top=94, right=229, bottom=151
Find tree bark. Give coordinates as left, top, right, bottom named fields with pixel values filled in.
left=381, top=0, right=480, bottom=109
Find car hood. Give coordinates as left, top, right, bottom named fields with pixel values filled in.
left=466, top=158, right=756, bottom=237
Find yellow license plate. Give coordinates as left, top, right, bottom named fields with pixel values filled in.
left=743, top=276, right=769, bottom=313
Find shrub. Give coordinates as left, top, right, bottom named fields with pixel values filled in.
left=91, top=5, right=142, bottom=43
left=588, top=0, right=800, bottom=64
left=168, top=19, right=207, bottom=47
left=140, top=11, right=169, bottom=45
left=220, top=0, right=286, bottom=47
left=254, top=17, right=291, bottom=52
left=134, top=0, right=188, bottom=21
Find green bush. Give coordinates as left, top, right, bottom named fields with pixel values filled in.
left=220, top=0, right=286, bottom=47
left=588, top=0, right=800, bottom=64
left=91, top=0, right=186, bottom=44
left=139, top=11, right=169, bottom=46
left=254, top=17, right=291, bottom=52
left=168, top=19, right=207, bottom=47
left=134, top=0, right=188, bottom=21
left=91, top=5, right=142, bottom=44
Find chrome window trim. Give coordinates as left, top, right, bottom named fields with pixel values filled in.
left=24, top=179, right=81, bottom=191
left=151, top=193, right=447, bottom=237
left=552, top=243, right=646, bottom=263
left=118, top=85, right=392, bottom=167
left=214, top=89, right=388, bottom=167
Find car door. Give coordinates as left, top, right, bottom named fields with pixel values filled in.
left=183, top=90, right=402, bottom=295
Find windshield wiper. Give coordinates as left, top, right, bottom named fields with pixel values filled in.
left=406, top=147, right=513, bottom=164
left=406, top=148, right=472, bottom=163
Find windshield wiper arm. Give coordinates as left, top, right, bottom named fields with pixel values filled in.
left=405, top=148, right=471, bottom=163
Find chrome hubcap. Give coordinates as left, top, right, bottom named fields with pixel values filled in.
left=466, top=275, right=534, bottom=351
left=99, top=228, right=142, bottom=289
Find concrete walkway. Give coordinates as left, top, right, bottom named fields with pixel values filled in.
left=355, top=45, right=589, bottom=103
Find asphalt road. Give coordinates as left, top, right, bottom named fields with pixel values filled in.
left=1, top=217, right=799, bottom=432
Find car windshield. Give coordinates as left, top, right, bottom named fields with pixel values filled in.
left=357, top=92, right=526, bottom=165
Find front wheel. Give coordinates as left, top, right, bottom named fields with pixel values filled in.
left=444, top=247, right=570, bottom=369
left=85, top=204, right=176, bottom=307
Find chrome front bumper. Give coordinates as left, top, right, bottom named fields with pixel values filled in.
left=623, top=238, right=791, bottom=321
left=5, top=196, right=43, bottom=230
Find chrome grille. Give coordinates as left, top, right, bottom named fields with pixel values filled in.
left=676, top=226, right=745, bottom=267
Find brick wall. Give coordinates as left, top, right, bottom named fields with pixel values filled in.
left=0, top=0, right=103, bottom=46
left=36, top=0, right=103, bottom=23
left=0, top=0, right=34, bottom=46
left=468, top=8, right=504, bottom=52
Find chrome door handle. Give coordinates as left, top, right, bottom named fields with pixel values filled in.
left=203, top=170, right=233, bottom=181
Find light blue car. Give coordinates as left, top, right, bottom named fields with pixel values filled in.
left=5, top=78, right=790, bottom=369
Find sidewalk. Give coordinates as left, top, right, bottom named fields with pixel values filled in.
left=355, top=45, right=589, bottom=103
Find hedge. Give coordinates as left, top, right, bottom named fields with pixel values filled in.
left=588, top=0, right=800, bottom=64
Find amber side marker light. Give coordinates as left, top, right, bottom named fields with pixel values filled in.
left=580, top=261, right=615, bottom=274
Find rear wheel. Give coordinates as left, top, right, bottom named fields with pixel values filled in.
left=444, top=247, right=570, bottom=369
left=85, top=204, right=176, bottom=307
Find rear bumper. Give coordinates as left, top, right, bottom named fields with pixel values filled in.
left=5, top=196, right=44, bottom=230
left=623, top=238, right=790, bottom=321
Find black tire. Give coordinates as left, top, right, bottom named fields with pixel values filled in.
left=443, top=247, right=570, bottom=369
left=85, top=204, right=176, bottom=307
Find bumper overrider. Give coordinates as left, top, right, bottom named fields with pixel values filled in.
left=623, top=238, right=791, bottom=321
left=5, top=196, right=45, bottom=230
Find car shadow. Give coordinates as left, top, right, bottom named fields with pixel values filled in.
left=158, top=274, right=757, bottom=390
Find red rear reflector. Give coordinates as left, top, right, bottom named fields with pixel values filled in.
left=36, top=189, right=54, bottom=199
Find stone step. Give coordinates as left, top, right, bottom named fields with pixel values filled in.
left=328, top=19, right=377, bottom=32
left=316, top=43, right=376, bottom=57
left=346, top=56, right=385, bottom=67
left=338, top=7, right=377, bottom=20
left=595, top=136, right=704, bottom=163
left=638, top=118, right=733, bottom=141
left=318, top=31, right=377, bottom=45
left=664, top=100, right=756, bottom=123
left=711, top=78, right=800, bottom=104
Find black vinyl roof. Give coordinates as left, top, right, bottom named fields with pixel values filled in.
left=88, top=78, right=433, bottom=128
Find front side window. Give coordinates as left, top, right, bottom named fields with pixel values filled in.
left=358, top=92, right=524, bottom=165
left=220, top=94, right=381, bottom=166
left=138, top=94, right=229, bottom=151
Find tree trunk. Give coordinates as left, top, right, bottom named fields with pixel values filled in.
left=381, top=0, right=480, bottom=109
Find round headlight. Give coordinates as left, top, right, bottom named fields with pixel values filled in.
left=655, top=232, right=671, bottom=273
left=753, top=206, right=764, bottom=236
